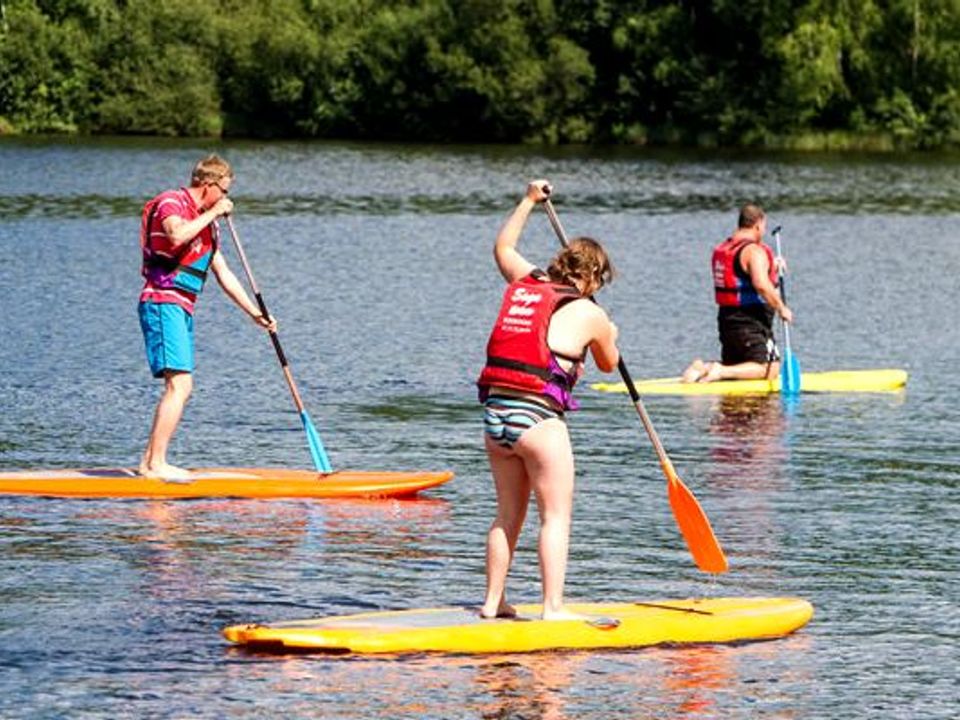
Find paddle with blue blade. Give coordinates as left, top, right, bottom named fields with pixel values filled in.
left=224, top=216, right=333, bottom=473
left=542, top=198, right=727, bottom=574
left=771, top=225, right=801, bottom=394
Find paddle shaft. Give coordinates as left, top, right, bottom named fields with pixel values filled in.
left=541, top=198, right=727, bottom=573
left=772, top=226, right=792, bottom=347
left=224, top=216, right=332, bottom=473
left=541, top=201, right=676, bottom=473
left=224, top=216, right=307, bottom=414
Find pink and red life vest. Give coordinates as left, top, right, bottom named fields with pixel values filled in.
left=139, top=189, right=218, bottom=313
left=477, top=271, right=584, bottom=410
left=712, top=237, right=777, bottom=307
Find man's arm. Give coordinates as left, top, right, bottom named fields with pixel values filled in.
left=209, top=251, right=276, bottom=330
left=162, top=198, right=233, bottom=247
left=743, top=245, right=794, bottom=323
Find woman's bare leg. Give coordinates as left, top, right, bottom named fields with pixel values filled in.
left=480, top=436, right=530, bottom=619
left=515, top=419, right=584, bottom=620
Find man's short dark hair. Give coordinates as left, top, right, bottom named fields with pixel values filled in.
left=738, top=203, right=765, bottom=229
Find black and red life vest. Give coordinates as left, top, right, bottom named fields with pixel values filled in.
left=477, top=271, right=583, bottom=398
left=712, top=237, right=777, bottom=307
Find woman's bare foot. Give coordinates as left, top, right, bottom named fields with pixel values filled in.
left=681, top=359, right=707, bottom=383
left=479, top=601, right=517, bottom=619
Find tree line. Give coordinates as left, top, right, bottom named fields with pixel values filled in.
left=2, top=0, right=960, bottom=149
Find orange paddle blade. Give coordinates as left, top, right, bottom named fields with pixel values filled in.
left=666, top=472, right=728, bottom=573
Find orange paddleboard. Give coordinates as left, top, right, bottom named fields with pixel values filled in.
left=0, top=467, right=453, bottom=499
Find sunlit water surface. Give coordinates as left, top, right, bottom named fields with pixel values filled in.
left=0, top=139, right=957, bottom=718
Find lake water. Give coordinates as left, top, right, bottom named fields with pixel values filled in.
left=0, top=138, right=957, bottom=719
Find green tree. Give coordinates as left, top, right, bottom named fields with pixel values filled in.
left=90, top=0, right=221, bottom=135
left=0, top=0, right=95, bottom=132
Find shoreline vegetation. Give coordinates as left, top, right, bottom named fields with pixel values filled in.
left=3, top=1, right=960, bottom=151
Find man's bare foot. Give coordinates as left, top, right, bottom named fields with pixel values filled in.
left=698, top=361, right=723, bottom=383
left=139, top=463, right=195, bottom=484
left=681, top=359, right=707, bottom=383
left=479, top=601, right=517, bottom=619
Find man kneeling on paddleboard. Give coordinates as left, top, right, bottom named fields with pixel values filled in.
left=682, top=203, right=793, bottom=383
left=137, top=155, right=276, bottom=482
left=477, top=180, right=621, bottom=621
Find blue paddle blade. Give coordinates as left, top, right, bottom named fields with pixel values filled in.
left=781, top=348, right=802, bottom=395
left=300, top=410, right=333, bottom=473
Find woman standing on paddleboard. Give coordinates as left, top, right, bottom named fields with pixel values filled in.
left=477, top=180, right=621, bottom=621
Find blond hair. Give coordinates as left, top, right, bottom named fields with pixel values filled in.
left=546, top=237, right=614, bottom=296
left=190, top=154, right=233, bottom=186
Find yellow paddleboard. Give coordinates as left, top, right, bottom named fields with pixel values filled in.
left=592, top=368, right=907, bottom=396
left=0, top=467, right=453, bottom=499
left=223, top=596, right=813, bottom=655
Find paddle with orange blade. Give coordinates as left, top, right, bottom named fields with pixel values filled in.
left=542, top=197, right=728, bottom=573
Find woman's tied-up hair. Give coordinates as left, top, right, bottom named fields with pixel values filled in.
left=190, top=154, right=233, bottom=187
left=547, top=237, right=614, bottom=297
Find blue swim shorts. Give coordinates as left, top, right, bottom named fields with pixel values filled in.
left=138, top=301, right=194, bottom=378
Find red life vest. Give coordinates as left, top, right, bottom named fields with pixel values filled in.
left=712, top=237, right=777, bottom=307
left=477, top=271, right=583, bottom=401
left=140, top=190, right=217, bottom=296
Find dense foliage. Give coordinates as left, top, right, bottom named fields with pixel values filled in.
left=3, top=0, right=960, bottom=148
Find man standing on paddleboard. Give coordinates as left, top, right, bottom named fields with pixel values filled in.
left=477, top=180, right=621, bottom=621
left=137, top=155, right=276, bottom=482
left=682, top=203, right=793, bottom=383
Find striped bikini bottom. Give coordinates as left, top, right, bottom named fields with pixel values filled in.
left=482, top=396, right=563, bottom=449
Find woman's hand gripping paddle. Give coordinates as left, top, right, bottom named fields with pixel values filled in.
left=224, top=216, right=333, bottom=473
left=542, top=198, right=728, bottom=573
left=772, top=226, right=802, bottom=394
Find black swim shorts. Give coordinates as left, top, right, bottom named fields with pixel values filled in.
left=717, top=306, right=780, bottom=366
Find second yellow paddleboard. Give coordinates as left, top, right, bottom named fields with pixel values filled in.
left=592, top=368, right=907, bottom=396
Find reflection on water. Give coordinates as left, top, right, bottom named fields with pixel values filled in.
left=474, top=653, right=581, bottom=720
left=700, top=396, right=793, bottom=576
left=707, top=395, right=789, bottom=472
left=5, top=185, right=960, bottom=221
left=4, top=140, right=960, bottom=220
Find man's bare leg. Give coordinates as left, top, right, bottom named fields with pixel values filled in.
left=139, top=371, right=194, bottom=482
